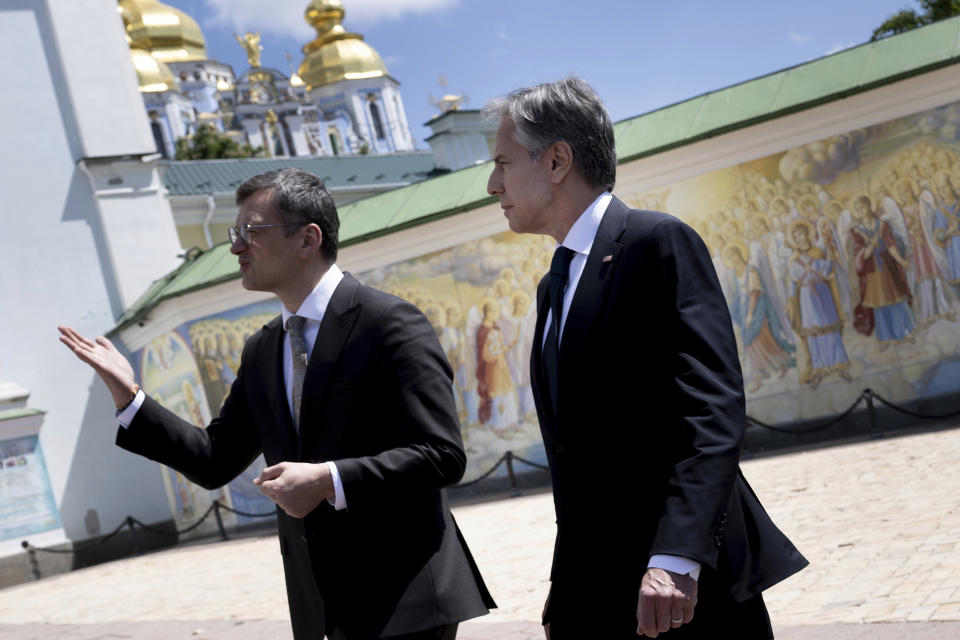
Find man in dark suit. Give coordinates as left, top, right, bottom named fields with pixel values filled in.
left=59, top=168, right=494, bottom=640
left=485, top=77, right=807, bottom=639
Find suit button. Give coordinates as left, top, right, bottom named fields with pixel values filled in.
left=555, top=444, right=565, bottom=454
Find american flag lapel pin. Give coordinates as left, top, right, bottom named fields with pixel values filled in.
left=602, top=254, right=614, bottom=263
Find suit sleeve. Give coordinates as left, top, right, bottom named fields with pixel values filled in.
left=333, top=299, right=466, bottom=511
left=647, top=218, right=746, bottom=570
left=116, top=344, right=262, bottom=491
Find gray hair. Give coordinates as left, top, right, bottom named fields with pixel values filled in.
left=484, top=76, right=616, bottom=191
left=236, top=168, right=339, bottom=262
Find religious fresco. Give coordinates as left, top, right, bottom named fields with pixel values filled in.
left=133, top=299, right=280, bottom=531
left=357, top=100, right=960, bottom=470
left=358, top=234, right=557, bottom=482
left=621, top=99, right=960, bottom=424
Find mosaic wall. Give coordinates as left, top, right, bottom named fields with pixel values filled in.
left=362, top=99, right=960, bottom=478
left=134, top=99, right=960, bottom=490
left=133, top=300, right=280, bottom=530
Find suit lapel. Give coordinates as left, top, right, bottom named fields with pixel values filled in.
left=258, top=317, right=300, bottom=458
left=530, top=273, right=551, bottom=425
left=558, top=197, right=629, bottom=369
left=297, top=272, right=362, bottom=459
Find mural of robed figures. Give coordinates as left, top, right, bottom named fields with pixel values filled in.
left=133, top=301, right=281, bottom=529
left=618, top=99, right=960, bottom=422
left=359, top=234, right=551, bottom=481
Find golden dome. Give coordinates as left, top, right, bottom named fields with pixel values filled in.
left=119, top=0, right=207, bottom=63
left=298, top=0, right=388, bottom=90
left=130, top=46, right=179, bottom=92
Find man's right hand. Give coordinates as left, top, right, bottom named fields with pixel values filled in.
left=58, top=326, right=137, bottom=408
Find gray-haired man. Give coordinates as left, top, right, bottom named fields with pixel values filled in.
left=485, top=77, right=806, bottom=638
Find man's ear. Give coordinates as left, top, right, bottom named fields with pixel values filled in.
left=299, top=223, right=323, bottom=258
left=548, top=141, right=574, bottom=184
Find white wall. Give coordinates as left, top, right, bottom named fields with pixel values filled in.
left=0, top=0, right=181, bottom=546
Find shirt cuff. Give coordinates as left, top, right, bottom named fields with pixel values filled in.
left=648, top=554, right=701, bottom=581
left=116, top=389, right=146, bottom=428
left=326, top=461, right=347, bottom=510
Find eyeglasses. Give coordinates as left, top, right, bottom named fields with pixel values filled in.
left=228, top=223, right=302, bottom=246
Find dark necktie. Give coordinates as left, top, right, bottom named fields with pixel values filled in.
left=543, top=246, right=575, bottom=416
left=286, top=315, right=309, bottom=431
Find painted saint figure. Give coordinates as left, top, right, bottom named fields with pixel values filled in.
left=932, top=171, right=960, bottom=297
left=722, top=242, right=795, bottom=392
left=475, top=299, right=518, bottom=430
left=849, top=195, right=916, bottom=347
left=889, top=178, right=952, bottom=325
left=785, top=220, right=852, bottom=387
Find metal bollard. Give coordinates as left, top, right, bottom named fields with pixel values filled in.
left=864, top=389, right=879, bottom=439
left=504, top=451, right=521, bottom=497
left=126, top=516, right=144, bottom=556
left=21, top=541, right=41, bottom=580
left=213, top=501, right=229, bottom=541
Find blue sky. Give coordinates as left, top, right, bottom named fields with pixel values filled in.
left=162, top=0, right=916, bottom=148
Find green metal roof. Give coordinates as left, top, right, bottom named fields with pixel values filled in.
left=114, top=18, right=960, bottom=334
left=162, top=152, right=435, bottom=196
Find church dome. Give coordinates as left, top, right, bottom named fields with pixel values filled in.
left=118, top=0, right=207, bottom=63
left=298, top=0, right=388, bottom=90
left=130, top=46, right=179, bottom=93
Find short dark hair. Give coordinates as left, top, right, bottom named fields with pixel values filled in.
left=484, top=76, right=616, bottom=191
left=235, top=168, right=339, bottom=262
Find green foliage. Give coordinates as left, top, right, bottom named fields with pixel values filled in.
left=174, top=124, right=264, bottom=160
left=871, top=0, right=960, bottom=40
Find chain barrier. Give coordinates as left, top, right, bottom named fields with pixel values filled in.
left=20, top=388, right=955, bottom=570
left=746, top=391, right=867, bottom=434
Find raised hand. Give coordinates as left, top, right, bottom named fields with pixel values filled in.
left=58, top=326, right=137, bottom=408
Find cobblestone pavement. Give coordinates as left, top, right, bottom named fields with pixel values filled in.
left=1, top=427, right=959, bottom=639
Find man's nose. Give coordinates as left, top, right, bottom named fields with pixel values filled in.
left=229, top=237, right=246, bottom=255
left=487, top=172, right=501, bottom=196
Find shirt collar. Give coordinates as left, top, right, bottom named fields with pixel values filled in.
left=281, top=263, right=345, bottom=329
left=561, top=192, right=612, bottom=256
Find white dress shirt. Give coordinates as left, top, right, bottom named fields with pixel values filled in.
left=546, top=192, right=701, bottom=581
left=118, top=264, right=350, bottom=511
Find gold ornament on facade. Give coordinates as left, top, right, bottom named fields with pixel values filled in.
left=298, top=0, right=388, bottom=90
left=235, top=32, right=263, bottom=68
left=118, top=0, right=207, bottom=63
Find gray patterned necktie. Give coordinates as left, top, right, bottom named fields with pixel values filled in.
left=286, top=315, right=309, bottom=431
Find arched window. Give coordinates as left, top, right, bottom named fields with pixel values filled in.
left=370, top=102, right=385, bottom=140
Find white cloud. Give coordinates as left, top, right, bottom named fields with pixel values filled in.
left=789, top=31, right=814, bottom=43
left=203, top=0, right=460, bottom=37
left=824, top=42, right=855, bottom=56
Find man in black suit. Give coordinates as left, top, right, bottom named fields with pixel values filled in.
left=485, top=77, right=807, bottom=639
left=59, top=168, right=494, bottom=640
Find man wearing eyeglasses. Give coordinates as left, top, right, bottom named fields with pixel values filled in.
left=59, top=168, right=494, bottom=640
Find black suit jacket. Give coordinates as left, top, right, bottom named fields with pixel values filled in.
left=118, top=273, right=494, bottom=639
left=531, top=198, right=806, bottom=634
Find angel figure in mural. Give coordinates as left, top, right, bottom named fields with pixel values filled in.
left=785, top=220, right=852, bottom=387
left=442, top=302, right=473, bottom=423
left=849, top=195, right=917, bottom=348
left=198, top=333, right=227, bottom=411
left=474, top=299, right=519, bottom=431
left=707, top=230, right=736, bottom=311
left=506, top=289, right=536, bottom=420
left=722, top=241, right=795, bottom=392
left=887, top=178, right=953, bottom=325
left=748, top=213, right=790, bottom=312
left=932, top=171, right=960, bottom=298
